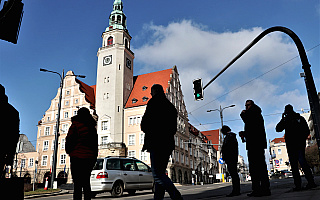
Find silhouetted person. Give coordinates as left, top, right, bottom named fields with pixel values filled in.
left=141, top=84, right=183, bottom=200
left=0, top=84, right=19, bottom=178
left=221, top=125, right=240, bottom=197
left=66, top=107, right=98, bottom=200
left=240, top=100, right=270, bottom=197
left=276, top=104, right=316, bottom=190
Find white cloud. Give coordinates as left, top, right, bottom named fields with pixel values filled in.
left=133, top=20, right=308, bottom=133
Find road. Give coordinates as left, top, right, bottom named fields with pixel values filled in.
left=27, top=176, right=320, bottom=199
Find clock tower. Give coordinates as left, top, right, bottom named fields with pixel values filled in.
left=96, top=0, right=134, bottom=154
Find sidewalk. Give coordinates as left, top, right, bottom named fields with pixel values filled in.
left=24, top=189, right=69, bottom=199
left=207, top=176, right=320, bottom=200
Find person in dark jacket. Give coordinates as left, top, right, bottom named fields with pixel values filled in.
left=141, top=84, right=183, bottom=200
left=240, top=100, right=270, bottom=197
left=66, top=107, right=98, bottom=200
left=0, top=84, right=20, bottom=179
left=276, top=104, right=316, bottom=190
left=221, top=125, right=240, bottom=197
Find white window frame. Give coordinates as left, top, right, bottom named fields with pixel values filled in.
left=128, top=150, right=136, bottom=158
left=60, top=154, right=67, bottom=165
left=43, top=141, right=49, bottom=151
left=28, top=158, right=34, bottom=168
left=140, top=133, right=145, bottom=145
left=140, top=151, right=148, bottom=161
left=102, top=121, right=109, bottom=131
left=101, top=136, right=108, bottom=145
left=62, top=124, right=69, bottom=134
left=61, top=138, right=65, bottom=149
left=45, top=127, right=50, bottom=136
left=128, top=134, right=135, bottom=146
left=21, top=159, right=26, bottom=168
left=42, top=155, right=48, bottom=166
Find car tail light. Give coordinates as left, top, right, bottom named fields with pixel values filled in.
left=96, top=172, right=108, bottom=179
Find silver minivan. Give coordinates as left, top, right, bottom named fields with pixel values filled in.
left=90, top=157, right=154, bottom=197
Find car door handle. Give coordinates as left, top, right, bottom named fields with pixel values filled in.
left=124, top=173, right=128, bottom=176
left=139, top=174, right=143, bottom=176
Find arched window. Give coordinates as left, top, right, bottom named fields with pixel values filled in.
left=117, top=15, right=121, bottom=24
left=107, top=36, right=113, bottom=46
left=125, top=38, right=129, bottom=49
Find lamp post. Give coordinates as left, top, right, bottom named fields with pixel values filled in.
left=207, top=104, right=235, bottom=180
left=40, top=68, right=85, bottom=188
left=207, top=104, right=236, bottom=127
left=202, top=26, right=320, bottom=159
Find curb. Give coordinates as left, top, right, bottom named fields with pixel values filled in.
left=24, top=189, right=69, bottom=199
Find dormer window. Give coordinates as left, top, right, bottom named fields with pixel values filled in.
left=107, top=36, right=113, bottom=45
left=142, top=86, right=148, bottom=91
left=142, top=96, right=149, bottom=102
left=132, top=98, right=138, bottom=104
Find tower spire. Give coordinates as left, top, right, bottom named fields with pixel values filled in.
left=106, top=0, right=127, bottom=32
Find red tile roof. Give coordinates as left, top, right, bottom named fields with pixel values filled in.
left=202, top=129, right=220, bottom=151
left=75, top=79, right=96, bottom=109
left=125, top=68, right=173, bottom=108
left=271, top=136, right=285, bottom=144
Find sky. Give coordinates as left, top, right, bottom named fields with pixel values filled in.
left=1, top=0, right=319, bottom=164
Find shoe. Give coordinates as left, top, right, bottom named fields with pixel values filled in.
left=247, top=190, right=271, bottom=197
left=305, top=183, right=317, bottom=189
left=293, top=186, right=302, bottom=191
left=226, top=192, right=241, bottom=197
left=260, top=190, right=271, bottom=196
left=247, top=191, right=261, bottom=197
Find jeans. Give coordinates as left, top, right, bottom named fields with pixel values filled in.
left=70, top=157, right=96, bottom=200
left=287, top=147, right=314, bottom=187
left=150, top=150, right=182, bottom=200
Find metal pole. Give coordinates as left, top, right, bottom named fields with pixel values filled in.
left=203, top=26, right=320, bottom=159
left=51, top=70, right=64, bottom=189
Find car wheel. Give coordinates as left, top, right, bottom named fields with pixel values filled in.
left=91, top=192, right=98, bottom=198
left=111, top=182, right=124, bottom=197
left=127, top=189, right=136, bottom=195
left=152, top=183, right=155, bottom=193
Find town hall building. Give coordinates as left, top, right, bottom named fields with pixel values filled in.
left=14, top=0, right=218, bottom=185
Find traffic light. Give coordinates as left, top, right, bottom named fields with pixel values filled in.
left=193, top=78, right=203, bottom=101
left=0, top=0, right=24, bottom=44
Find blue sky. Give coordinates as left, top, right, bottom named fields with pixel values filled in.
left=1, top=0, right=319, bottom=164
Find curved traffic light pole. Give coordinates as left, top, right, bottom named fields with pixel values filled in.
left=203, top=26, right=320, bottom=158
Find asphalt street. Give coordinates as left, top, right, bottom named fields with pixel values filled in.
left=25, top=175, right=320, bottom=199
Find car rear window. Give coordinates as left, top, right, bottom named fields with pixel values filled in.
left=93, top=159, right=104, bottom=170
left=107, top=159, right=121, bottom=170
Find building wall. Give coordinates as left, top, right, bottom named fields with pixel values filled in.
left=14, top=72, right=95, bottom=184
left=270, top=140, right=289, bottom=172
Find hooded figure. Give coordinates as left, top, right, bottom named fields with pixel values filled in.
left=240, top=100, right=270, bottom=197
left=240, top=101, right=267, bottom=150
left=66, top=107, right=98, bottom=200
left=276, top=104, right=316, bottom=190
left=141, top=84, right=177, bottom=153
left=141, top=84, right=183, bottom=200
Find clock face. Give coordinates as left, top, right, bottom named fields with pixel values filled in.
left=126, top=58, right=132, bottom=69
left=103, top=55, right=112, bottom=66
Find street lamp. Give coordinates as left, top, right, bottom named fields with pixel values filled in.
left=40, top=68, right=85, bottom=189
left=207, top=104, right=236, bottom=127
left=207, top=104, right=235, bottom=181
